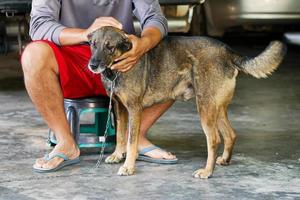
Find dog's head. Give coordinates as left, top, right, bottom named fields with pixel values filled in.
left=88, top=26, right=132, bottom=74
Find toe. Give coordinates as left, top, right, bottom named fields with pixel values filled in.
left=42, top=157, right=64, bottom=170
left=160, top=150, right=176, bottom=160
left=161, top=152, right=175, bottom=160
left=143, top=148, right=177, bottom=160
left=34, top=157, right=47, bottom=168
left=164, top=152, right=177, bottom=160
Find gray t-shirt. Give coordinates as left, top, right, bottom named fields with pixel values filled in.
left=30, top=0, right=168, bottom=45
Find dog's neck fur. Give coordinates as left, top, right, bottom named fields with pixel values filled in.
left=100, top=54, right=146, bottom=95
left=100, top=67, right=123, bottom=95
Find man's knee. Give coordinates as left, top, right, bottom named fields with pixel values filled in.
left=21, top=41, right=58, bottom=75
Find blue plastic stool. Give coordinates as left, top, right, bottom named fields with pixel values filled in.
left=48, top=96, right=116, bottom=148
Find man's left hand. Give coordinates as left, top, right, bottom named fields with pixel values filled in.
left=111, top=35, right=149, bottom=72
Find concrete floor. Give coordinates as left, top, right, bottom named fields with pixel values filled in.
left=0, top=39, right=299, bottom=200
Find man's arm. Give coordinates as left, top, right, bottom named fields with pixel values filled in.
left=30, top=0, right=65, bottom=45
left=30, top=0, right=122, bottom=46
left=59, top=17, right=122, bottom=46
left=111, top=0, right=168, bottom=72
left=133, top=0, right=168, bottom=38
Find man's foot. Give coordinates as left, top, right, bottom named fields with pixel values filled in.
left=138, top=138, right=177, bottom=161
left=33, top=141, right=80, bottom=171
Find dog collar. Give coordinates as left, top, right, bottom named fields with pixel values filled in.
left=102, top=68, right=118, bottom=82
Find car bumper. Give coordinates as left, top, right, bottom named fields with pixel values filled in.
left=205, top=0, right=300, bottom=35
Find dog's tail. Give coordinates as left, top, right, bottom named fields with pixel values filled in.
left=232, top=41, right=287, bottom=78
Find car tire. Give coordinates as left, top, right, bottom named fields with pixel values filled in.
left=0, top=21, right=8, bottom=54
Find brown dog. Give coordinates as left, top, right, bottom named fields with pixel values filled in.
left=87, top=26, right=286, bottom=178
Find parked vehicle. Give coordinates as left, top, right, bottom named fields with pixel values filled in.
left=142, top=0, right=300, bottom=47
left=203, top=0, right=300, bottom=36
left=0, top=0, right=30, bottom=54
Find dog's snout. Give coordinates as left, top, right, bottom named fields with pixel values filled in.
left=89, top=58, right=100, bottom=69
left=89, top=63, right=98, bottom=70
left=88, top=58, right=107, bottom=74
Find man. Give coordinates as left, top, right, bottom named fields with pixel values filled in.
left=21, top=0, right=177, bottom=172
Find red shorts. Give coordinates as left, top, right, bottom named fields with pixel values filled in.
left=31, top=40, right=107, bottom=98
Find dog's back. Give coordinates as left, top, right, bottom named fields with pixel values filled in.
left=155, top=36, right=287, bottom=79
left=136, top=37, right=286, bottom=107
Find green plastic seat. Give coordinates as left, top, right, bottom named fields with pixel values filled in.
left=48, top=96, right=116, bottom=148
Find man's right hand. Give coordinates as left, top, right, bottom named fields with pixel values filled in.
left=83, top=17, right=123, bottom=42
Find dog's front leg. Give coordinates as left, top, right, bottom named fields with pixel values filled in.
left=105, top=100, right=128, bottom=164
left=118, top=108, right=142, bottom=176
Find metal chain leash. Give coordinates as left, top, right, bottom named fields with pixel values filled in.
left=95, top=72, right=120, bottom=168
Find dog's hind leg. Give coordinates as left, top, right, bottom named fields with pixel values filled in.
left=215, top=76, right=237, bottom=166
left=105, top=100, right=128, bottom=164
left=216, top=105, right=237, bottom=166
left=118, top=108, right=142, bottom=176
left=193, top=101, right=221, bottom=179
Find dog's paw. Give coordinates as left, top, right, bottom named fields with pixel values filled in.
left=192, top=168, right=212, bottom=179
left=105, top=153, right=124, bottom=164
left=216, top=156, right=230, bottom=166
left=117, top=165, right=135, bottom=176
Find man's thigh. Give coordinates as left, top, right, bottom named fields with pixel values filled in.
left=27, top=40, right=107, bottom=98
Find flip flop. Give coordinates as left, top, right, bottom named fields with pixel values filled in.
left=137, top=145, right=178, bottom=164
left=33, top=153, right=80, bottom=173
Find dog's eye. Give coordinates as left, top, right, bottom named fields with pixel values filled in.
left=107, top=46, right=114, bottom=53
left=105, top=42, right=115, bottom=54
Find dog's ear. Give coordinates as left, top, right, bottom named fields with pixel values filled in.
left=118, top=38, right=132, bottom=52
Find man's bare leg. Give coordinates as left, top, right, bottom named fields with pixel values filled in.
left=138, top=100, right=177, bottom=160
left=21, top=42, right=80, bottom=170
